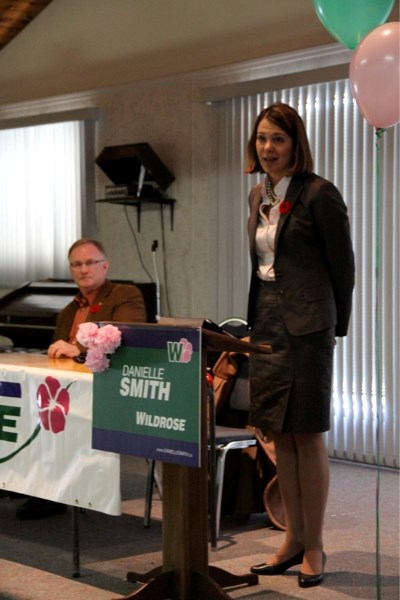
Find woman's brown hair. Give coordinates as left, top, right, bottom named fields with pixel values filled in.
left=245, top=102, right=314, bottom=175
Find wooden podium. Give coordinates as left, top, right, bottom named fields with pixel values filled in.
left=111, top=320, right=271, bottom=600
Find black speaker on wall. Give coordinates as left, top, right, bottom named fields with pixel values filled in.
left=95, top=143, right=175, bottom=193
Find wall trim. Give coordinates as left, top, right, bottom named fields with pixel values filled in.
left=0, top=108, right=102, bottom=130
left=201, top=44, right=352, bottom=103
left=0, top=43, right=351, bottom=118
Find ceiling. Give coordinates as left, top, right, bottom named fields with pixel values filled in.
left=0, top=0, right=53, bottom=51
left=0, top=0, right=397, bottom=106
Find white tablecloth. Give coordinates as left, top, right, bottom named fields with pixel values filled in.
left=0, top=354, right=121, bottom=515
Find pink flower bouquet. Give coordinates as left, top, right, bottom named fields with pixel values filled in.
left=76, top=322, right=122, bottom=372
left=76, top=322, right=99, bottom=348
left=85, top=347, right=110, bottom=373
left=95, top=324, right=122, bottom=354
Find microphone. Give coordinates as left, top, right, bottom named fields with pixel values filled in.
left=151, top=240, right=161, bottom=321
left=137, top=165, right=146, bottom=197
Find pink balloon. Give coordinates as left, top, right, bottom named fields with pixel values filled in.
left=350, top=22, right=400, bottom=128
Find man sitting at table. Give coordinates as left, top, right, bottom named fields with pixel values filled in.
left=48, top=237, right=147, bottom=359
left=17, top=237, right=147, bottom=519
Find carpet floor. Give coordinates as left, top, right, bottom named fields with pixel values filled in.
left=0, top=457, right=398, bottom=600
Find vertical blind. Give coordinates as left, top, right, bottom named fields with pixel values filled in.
left=211, top=79, right=399, bottom=467
left=0, top=121, right=82, bottom=286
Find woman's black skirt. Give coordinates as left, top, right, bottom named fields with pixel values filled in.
left=249, top=280, right=335, bottom=434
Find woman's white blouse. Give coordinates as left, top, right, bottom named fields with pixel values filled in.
left=255, top=176, right=291, bottom=281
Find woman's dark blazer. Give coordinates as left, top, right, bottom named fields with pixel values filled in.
left=247, top=173, right=355, bottom=337
left=52, top=280, right=147, bottom=343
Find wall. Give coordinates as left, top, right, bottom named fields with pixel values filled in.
left=0, top=68, right=222, bottom=321
left=94, top=76, right=215, bottom=320
left=0, top=43, right=351, bottom=323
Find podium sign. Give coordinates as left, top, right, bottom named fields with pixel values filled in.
left=92, top=324, right=202, bottom=467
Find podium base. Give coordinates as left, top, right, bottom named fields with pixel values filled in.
left=122, top=566, right=258, bottom=599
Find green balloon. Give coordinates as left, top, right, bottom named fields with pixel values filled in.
left=313, top=0, right=395, bottom=49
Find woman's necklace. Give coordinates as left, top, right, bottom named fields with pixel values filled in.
left=266, top=174, right=280, bottom=206
left=262, top=174, right=281, bottom=207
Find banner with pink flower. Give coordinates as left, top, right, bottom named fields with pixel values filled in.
left=0, top=360, right=121, bottom=515
left=92, top=324, right=202, bottom=468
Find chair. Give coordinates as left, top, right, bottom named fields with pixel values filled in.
left=143, top=380, right=257, bottom=547
left=143, top=390, right=257, bottom=548
left=211, top=426, right=257, bottom=542
left=206, top=318, right=257, bottom=546
left=208, top=393, right=257, bottom=547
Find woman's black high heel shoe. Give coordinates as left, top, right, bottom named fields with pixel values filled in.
left=250, top=550, right=304, bottom=575
left=298, top=552, right=327, bottom=588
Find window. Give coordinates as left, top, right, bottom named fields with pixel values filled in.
left=0, top=110, right=98, bottom=288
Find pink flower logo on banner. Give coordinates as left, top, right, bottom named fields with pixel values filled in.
left=179, top=338, right=193, bottom=363
left=36, top=376, right=71, bottom=434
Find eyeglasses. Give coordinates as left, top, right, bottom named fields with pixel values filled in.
left=69, top=259, right=105, bottom=269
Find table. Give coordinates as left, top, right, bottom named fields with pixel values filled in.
left=0, top=353, right=121, bottom=515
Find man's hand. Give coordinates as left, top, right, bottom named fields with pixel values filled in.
left=48, top=340, right=80, bottom=359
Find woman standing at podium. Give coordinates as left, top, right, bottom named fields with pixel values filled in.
left=245, top=103, right=354, bottom=588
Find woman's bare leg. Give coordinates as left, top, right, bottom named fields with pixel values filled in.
left=269, top=432, right=304, bottom=562
left=295, top=432, right=329, bottom=574
left=269, top=432, right=329, bottom=574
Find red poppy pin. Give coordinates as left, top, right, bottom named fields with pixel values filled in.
left=89, top=304, right=101, bottom=314
left=279, top=201, right=292, bottom=215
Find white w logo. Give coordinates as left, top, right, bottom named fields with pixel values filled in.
left=167, top=341, right=184, bottom=362
left=167, top=338, right=193, bottom=363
